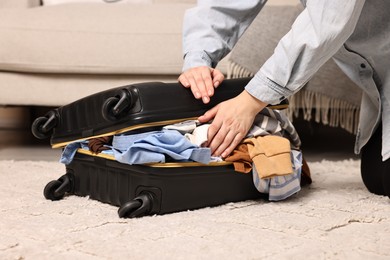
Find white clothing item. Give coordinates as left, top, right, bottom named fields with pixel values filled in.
left=184, top=124, right=210, bottom=147
left=163, top=120, right=199, bottom=134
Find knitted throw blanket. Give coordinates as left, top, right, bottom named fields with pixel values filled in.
left=227, top=5, right=362, bottom=134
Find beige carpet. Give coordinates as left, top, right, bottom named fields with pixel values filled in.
left=0, top=159, right=389, bottom=259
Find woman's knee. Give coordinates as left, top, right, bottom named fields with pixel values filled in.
left=360, top=124, right=389, bottom=197
left=360, top=156, right=385, bottom=195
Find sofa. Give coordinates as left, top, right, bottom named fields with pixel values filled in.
left=0, top=0, right=205, bottom=107
left=0, top=0, right=360, bottom=144
left=0, top=0, right=203, bottom=142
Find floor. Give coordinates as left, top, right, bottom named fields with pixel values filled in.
left=2, top=110, right=388, bottom=260
left=0, top=113, right=360, bottom=162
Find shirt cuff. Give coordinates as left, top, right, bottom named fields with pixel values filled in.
left=245, top=72, right=294, bottom=105
left=182, top=51, right=214, bottom=72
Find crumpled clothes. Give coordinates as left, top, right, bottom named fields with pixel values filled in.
left=224, top=144, right=252, bottom=173
left=248, top=108, right=301, bottom=149
left=184, top=124, right=210, bottom=147
left=243, top=135, right=293, bottom=179
left=60, top=130, right=212, bottom=165
left=112, top=130, right=211, bottom=165
left=88, top=136, right=112, bottom=154
left=252, top=150, right=303, bottom=201
left=163, top=108, right=301, bottom=151
left=60, top=141, right=88, bottom=165
left=163, top=120, right=210, bottom=147
left=163, top=119, right=198, bottom=134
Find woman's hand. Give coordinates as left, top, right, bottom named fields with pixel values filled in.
left=178, top=66, right=225, bottom=104
left=199, top=90, right=268, bottom=158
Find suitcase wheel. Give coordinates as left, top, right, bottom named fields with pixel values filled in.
left=31, top=110, right=58, bottom=139
left=43, top=173, right=73, bottom=201
left=102, top=89, right=135, bottom=121
left=118, top=192, right=154, bottom=218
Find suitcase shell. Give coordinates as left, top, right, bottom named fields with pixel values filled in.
left=36, top=78, right=286, bottom=218
left=45, top=150, right=264, bottom=218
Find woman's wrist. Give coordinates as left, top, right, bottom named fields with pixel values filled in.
left=240, top=90, right=268, bottom=114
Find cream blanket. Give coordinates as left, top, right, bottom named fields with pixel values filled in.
left=227, top=5, right=362, bottom=134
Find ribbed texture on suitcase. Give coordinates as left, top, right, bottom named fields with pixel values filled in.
left=67, top=153, right=264, bottom=215
left=69, top=155, right=134, bottom=207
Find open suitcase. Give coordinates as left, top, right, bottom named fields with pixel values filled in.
left=32, top=78, right=289, bottom=218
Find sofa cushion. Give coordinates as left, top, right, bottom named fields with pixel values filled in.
left=0, top=0, right=40, bottom=8
left=0, top=71, right=181, bottom=106
left=42, top=0, right=152, bottom=5
left=0, top=3, right=196, bottom=75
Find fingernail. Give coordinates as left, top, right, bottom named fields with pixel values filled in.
left=195, top=92, right=201, bottom=98
left=202, top=96, right=209, bottom=103
left=214, top=81, right=219, bottom=88
left=208, top=89, right=213, bottom=95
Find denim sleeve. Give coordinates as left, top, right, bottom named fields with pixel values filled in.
left=182, top=0, right=267, bottom=71
left=246, top=0, right=366, bottom=104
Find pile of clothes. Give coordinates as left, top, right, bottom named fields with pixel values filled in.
left=60, top=107, right=311, bottom=201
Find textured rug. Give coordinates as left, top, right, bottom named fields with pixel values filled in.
left=0, top=159, right=389, bottom=259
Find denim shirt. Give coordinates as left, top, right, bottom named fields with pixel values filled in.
left=182, top=0, right=390, bottom=161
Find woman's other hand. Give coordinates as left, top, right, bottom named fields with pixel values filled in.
left=178, top=66, right=224, bottom=104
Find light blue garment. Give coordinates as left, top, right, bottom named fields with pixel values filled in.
left=60, top=140, right=114, bottom=165
left=112, top=130, right=211, bottom=165
left=59, top=141, right=88, bottom=165
left=60, top=130, right=211, bottom=165
left=182, top=0, right=390, bottom=160
left=252, top=150, right=302, bottom=201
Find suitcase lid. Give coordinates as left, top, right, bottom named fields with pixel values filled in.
left=32, top=78, right=288, bottom=148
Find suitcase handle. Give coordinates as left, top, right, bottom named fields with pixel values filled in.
left=102, top=89, right=136, bottom=121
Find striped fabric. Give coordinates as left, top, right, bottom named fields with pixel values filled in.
left=252, top=150, right=302, bottom=201
left=247, top=107, right=301, bottom=149
left=246, top=108, right=303, bottom=201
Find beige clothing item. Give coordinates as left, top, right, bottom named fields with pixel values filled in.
left=225, top=144, right=252, bottom=174
left=243, top=135, right=293, bottom=179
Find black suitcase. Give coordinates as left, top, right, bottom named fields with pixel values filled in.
left=32, top=78, right=288, bottom=218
